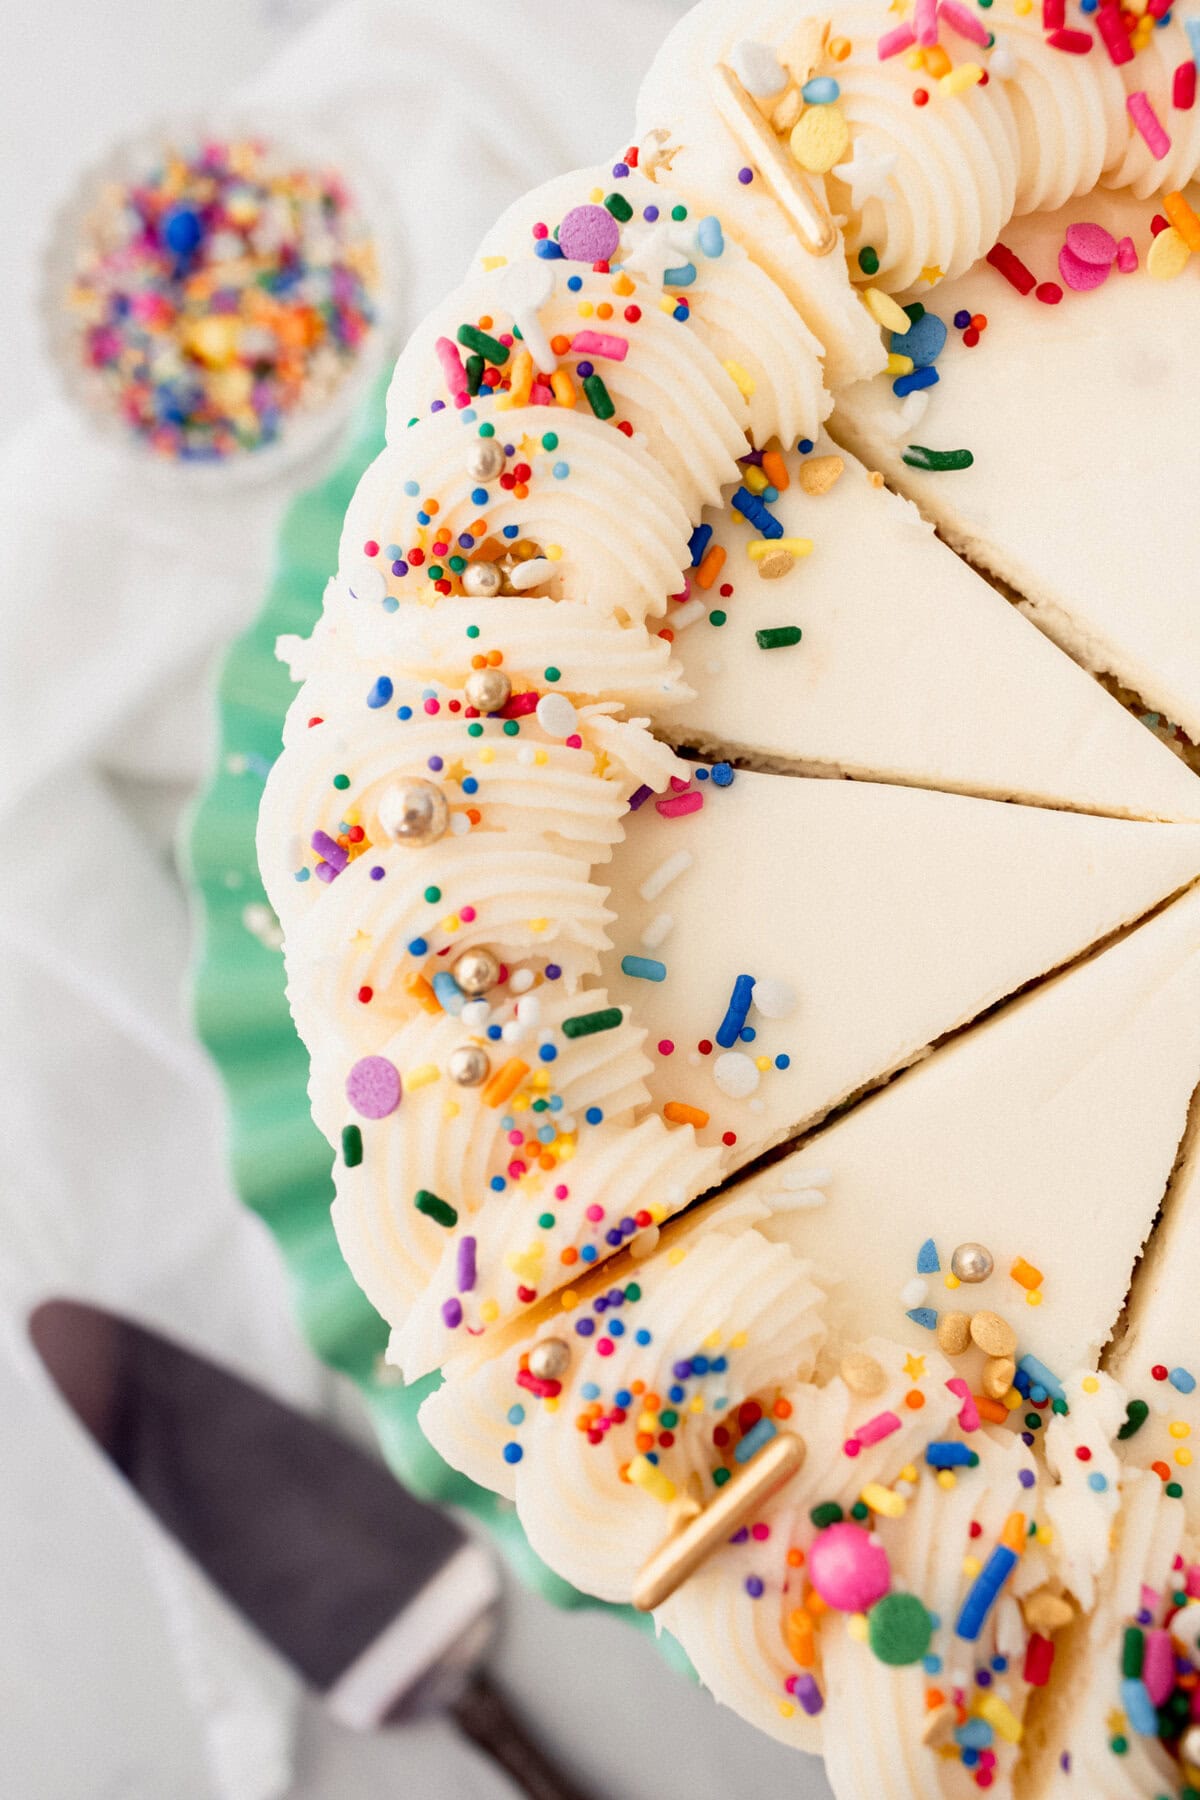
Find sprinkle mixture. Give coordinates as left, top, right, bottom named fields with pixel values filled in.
left=60, top=135, right=379, bottom=459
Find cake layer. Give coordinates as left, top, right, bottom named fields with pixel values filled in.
left=833, top=191, right=1200, bottom=743
left=602, top=768, right=1200, bottom=1173
left=723, top=879, right=1200, bottom=1377
left=663, top=433, right=1200, bottom=821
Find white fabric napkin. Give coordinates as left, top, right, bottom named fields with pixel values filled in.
left=0, top=3, right=683, bottom=1795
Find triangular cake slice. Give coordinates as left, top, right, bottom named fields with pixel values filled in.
left=833, top=190, right=1200, bottom=744
left=601, top=767, right=1200, bottom=1177
left=664, top=431, right=1200, bottom=821
left=721, top=879, right=1200, bottom=1377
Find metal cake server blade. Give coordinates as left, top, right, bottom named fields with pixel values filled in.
left=29, top=1298, right=596, bottom=1800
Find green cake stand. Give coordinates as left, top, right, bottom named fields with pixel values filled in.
left=183, top=384, right=674, bottom=1646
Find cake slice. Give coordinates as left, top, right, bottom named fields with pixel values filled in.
left=719, top=879, right=1200, bottom=1377
left=601, top=769, right=1200, bottom=1177
left=833, top=190, right=1200, bottom=744
left=663, top=432, right=1200, bottom=821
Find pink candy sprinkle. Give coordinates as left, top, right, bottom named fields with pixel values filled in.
left=1143, top=1629, right=1176, bottom=1705
left=877, top=21, right=917, bottom=57
left=939, top=0, right=991, bottom=46
left=1127, top=90, right=1171, bottom=158
left=656, top=790, right=703, bottom=819
left=1058, top=244, right=1113, bottom=292
left=916, top=0, right=939, bottom=47
left=947, top=1377, right=980, bottom=1432
left=1065, top=221, right=1118, bottom=266
left=571, top=330, right=630, bottom=362
left=856, top=1409, right=902, bottom=1446
left=435, top=335, right=469, bottom=399
left=596, top=1338, right=615, bottom=1357
left=843, top=1437, right=863, bottom=1457
left=1116, top=234, right=1139, bottom=272
left=585, top=1204, right=604, bottom=1222
left=554, top=1184, right=569, bottom=1199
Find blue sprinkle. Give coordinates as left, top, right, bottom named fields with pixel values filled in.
left=397, top=705, right=413, bottom=720
left=801, top=76, right=840, bottom=103
left=615, top=1388, right=632, bottom=1407
left=462, top=777, right=478, bottom=795
left=1017, top=1354, right=1065, bottom=1403
left=609, top=1318, right=625, bottom=1337
left=502, top=1442, right=523, bottom=1464
left=538, top=1043, right=558, bottom=1063
left=1169, top=1366, right=1197, bottom=1394
left=535, top=239, right=564, bottom=259
left=367, top=675, right=394, bottom=709
left=507, top=1404, right=525, bottom=1425
left=382, top=596, right=399, bottom=614
left=489, top=1175, right=506, bottom=1191
left=697, top=215, right=725, bottom=258
left=407, top=936, right=428, bottom=956
left=553, top=461, right=570, bottom=479
left=922, top=1654, right=942, bottom=1675
left=635, top=1328, right=651, bottom=1345
left=673, top=303, right=689, bottom=321
left=580, top=1382, right=600, bottom=1401
left=580, top=1245, right=598, bottom=1264
left=906, top=1307, right=938, bottom=1331
left=797, top=438, right=814, bottom=454
left=731, top=485, right=783, bottom=538
left=432, top=970, right=466, bottom=1015
left=621, top=954, right=667, bottom=982
left=738, top=1026, right=756, bottom=1043
left=665, top=261, right=697, bottom=287
left=889, top=311, right=948, bottom=368
left=892, top=365, right=940, bottom=399
left=1087, top=1472, right=1108, bottom=1493
left=1120, top=1676, right=1159, bottom=1737
left=955, top=1720, right=993, bottom=1751
left=1183, top=9, right=1199, bottom=55
left=486, top=1024, right=503, bottom=1041
left=502, top=524, right=520, bottom=539
left=403, top=479, right=420, bottom=496
left=716, top=973, right=756, bottom=1048
left=471, top=486, right=489, bottom=506
left=585, top=1106, right=603, bottom=1125
left=775, top=1053, right=790, bottom=1070
left=916, top=1237, right=940, bottom=1274
left=956, top=1544, right=1018, bottom=1641
left=925, top=1441, right=977, bottom=1468
left=735, top=1418, right=778, bottom=1464
left=294, top=867, right=311, bottom=883
left=711, top=762, right=735, bottom=787
left=762, top=485, right=779, bottom=503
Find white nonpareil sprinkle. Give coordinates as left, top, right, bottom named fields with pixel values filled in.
left=901, top=1278, right=929, bottom=1309
left=713, top=1050, right=760, bottom=1099
left=752, top=976, right=798, bottom=1020
left=669, top=598, right=707, bottom=630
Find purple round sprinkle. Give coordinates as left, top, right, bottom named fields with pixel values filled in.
left=954, top=309, right=971, bottom=329
left=612, top=162, right=630, bottom=179
left=370, top=865, right=385, bottom=880
left=737, top=166, right=754, bottom=185
left=745, top=1576, right=764, bottom=1598
left=643, top=204, right=660, bottom=222
left=346, top=1055, right=402, bottom=1119
left=1018, top=1467, right=1035, bottom=1488
left=557, top=203, right=620, bottom=263
left=442, top=1297, right=463, bottom=1329
left=544, top=963, right=562, bottom=980
left=576, top=360, right=595, bottom=379
left=575, top=1317, right=595, bottom=1337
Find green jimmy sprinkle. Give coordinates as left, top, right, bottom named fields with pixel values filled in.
left=414, top=1189, right=458, bottom=1228
left=756, top=626, right=803, bottom=650
left=903, top=444, right=975, bottom=472
left=341, top=1124, right=363, bottom=1167
left=562, top=1006, right=623, bottom=1039
left=457, top=323, right=509, bottom=365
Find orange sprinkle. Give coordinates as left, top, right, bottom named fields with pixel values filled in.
left=904, top=1389, right=925, bottom=1410
left=1164, top=189, right=1200, bottom=251
left=479, top=315, right=494, bottom=330
left=575, top=1412, right=592, bottom=1430
left=762, top=449, right=790, bottom=491
left=538, top=1153, right=556, bottom=1171
left=597, top=302, right=613, bottom=320
left=786, top=1547, right=805, bottom=1568
left=550, top=333, right=572, bottom=356
left=486, top=649, right=504, bottom=666
left=403, top=972, right=441, bottom=1014
left=970, top=313, right=988, bottom=331
left=1010, top=1257, right=1044, bottom=1290
left=618, top=1460, right=632, bottom=1483
left=695, top=543, right=727, bottom=590
left=923, top=42, right=951, bottom=76
left=560, top=1246, right=578, bottom=1265
left=635, top=1432, right=655, bottom=1452
left=805, top=1590, right=829, bottom=1618
left=550, top=368, right=577, bottom=408
left=425, top=497, right=439, bottom=515
left=925, top=1687, right=946, bottom=1710
left=630, top=1379, right=646, bottom=1396
left=482, top=1057, right=530, bottom=1108
left=644, top=1392, right=661, bottom=1411
left=828, top=34, right=851, bottom=58
left=1000, top=1511, right=1027, bottom=1555
left=664, top=1101, right=710, bottom=1128
left=1152, top=1460, right=1172, bottom=1482
left=773, top=1397, right=794, bottom=1420
left=974, top=1394, right=1008, bottom=1425
left=786, top=1608, right=815, bottom=1666
left=470, top=653, right=487, bottom=670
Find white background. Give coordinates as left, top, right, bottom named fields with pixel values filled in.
left=0, top=2, right=834, bottom=1796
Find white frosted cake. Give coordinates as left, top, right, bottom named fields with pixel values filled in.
left=258, top=2, right=1200, bottom=1793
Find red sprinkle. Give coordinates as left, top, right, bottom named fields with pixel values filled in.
left=986, top=242, right=1037, bottom=295
left=1024, top=1633, right=1055, bottom=1686
left=1047, top=26, right=1093, bottom=51
left=357, top=985, right=373, bottom=1004
left=913, top=86, right=929, bottom=105
left=1175, top=60, right=1197, bottom=109
left=1035, top=281, right=1064, bottom=304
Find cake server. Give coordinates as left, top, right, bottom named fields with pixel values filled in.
left=29, top=1298, right=596, bottom=1800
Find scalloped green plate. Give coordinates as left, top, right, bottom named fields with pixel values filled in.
left=183, top=383, right=678, bottom=1645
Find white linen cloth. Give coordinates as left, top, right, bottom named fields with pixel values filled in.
left=0, top=5, right=705, bottom=1796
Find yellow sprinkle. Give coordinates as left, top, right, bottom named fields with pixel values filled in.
left=479, top=746, right=495, bottom=763
left=747, top=537, right=813, bottom=560
left=442, top=914, right=460, bottom=932
left=945, top=1272, right=961, bottom=1289
left=659, top=294, right=676, bottom=314
left=703, top=1329, right=722, bottom=1349
left=789, top=104, right=850, bottom=173
left=1148, top=224, right=1191, bottom=282
left=1003, top=1389, right=1023, bottom=1412
left=543, top=1396, right=559, bottom=1414
left=1082, top=1376, right=1100, bottom=1394
left=442, top=1100, right=459, bottom=1120
left=559, top=1289, right=579, bottom=1312
left=887, top=352, right=915, bottom=376
left=534, top=748, right=549, bottom=765
left=862, top=1482, right=906, bottom=1518
left=480, top=1298, right=499, bottom=1324
left=612, top=272, right=636, bottom=296
left=629, top=1454, right=678, bottom=1504
left=690, top=1395, right=705, bottom=1413
left=649, top=1203, right=668, bottom=1225
left=637, top=1412, right=660, bottom=1434
left=936, top=1469, right=957, bottom=1490
left=962, top=1556, right=983, bottom=1579
left=977, top=1694, right=1023, bottom=1745
left=941, top=59, right=983, bottom=94
left=778, top=1702, right=796, bottom=1720
left=588, top=186, right=604, bottom=202
left=1170, top=1421, right=1192, bottom=1439
left=729, top=1331, right=748, bottom=1349
left=530, top=1070, right=551, bottom=1092
left=742, top=464, right=770, bottom=495
left=667, top=1246, right=687, bottom=1266
left=480, top=254, right=506, bottom=271
left=1026, top=1290, right=1043, bottom=1307
left=755, top=1055, right=773, bottom=1072
left=1177, top=1448, right=1194, bottom=1467
left=723, top=359, right=757, bottom=398
left=900, top=1464, right=918, bottom=1484
left=576, top=300, right=595, bottom=318
left=546, top=544, right=563, bottom=561
left=863, top=285, right=912, bottom=333
left=405, top=1063, right=441, bottom=1090
left=1035, top=1524, right=1053, bottom=1546
left=529, top=917, right=549, bottom=933
left=906, top=48, right=925, bottom=69
left=847, top=1612, right=870, bottom=1642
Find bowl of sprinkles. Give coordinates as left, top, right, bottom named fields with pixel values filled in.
left=46, top=122, right=394, bottom=479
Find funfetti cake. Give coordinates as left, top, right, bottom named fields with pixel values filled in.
left=257, top=0, right=1200, bottom=1794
